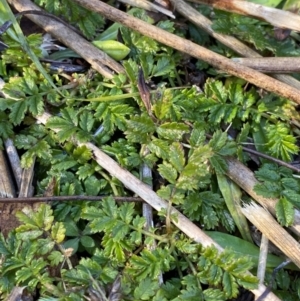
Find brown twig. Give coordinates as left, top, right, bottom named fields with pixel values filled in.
left=9, top=0, right=125, bottom=78
left=0, top=195, right=143, bottom=203
left=189, top=0, right=300, bottom=32
left=231, top=57, right=300, bottom=73
left=170, top=0, right=300, bottom=90
left=70, top=0, right=300, bottom=104
left=242, top=146, right=300, bottom=173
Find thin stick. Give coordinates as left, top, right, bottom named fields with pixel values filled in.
left=118, top=0, right=175, bottom=18
left=9, top=0, right=125, bottom=78
left=0, top=151, right=15, bottom=198
left=189, top=0, right=300, bottom=33
left=170, top=0, right=300, bottom=90
left=232, top=57, right=300, bottom=73
left=37, top=111, right=280, bottom=301
left=257, top=234, right=269, bottom=285
left=0, top=195, right=143, bottom=203
left=4, top=139, right=22, bottom=189
left=71, top=0, right=300, bottom=104
left=242, top=146, right=300, bottom=174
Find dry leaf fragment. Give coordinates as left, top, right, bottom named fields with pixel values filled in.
left=137, top=67, right=152, bottom=114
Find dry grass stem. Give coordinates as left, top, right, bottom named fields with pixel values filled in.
left=4, top=139, right=22, bottom=189
left=257, top=234, right=269, bottom=285
left=0, top=151, right=15, bottom=198
left=241, top=202, right=300, bottom=268
left=232, top=57, right=300, bottom=73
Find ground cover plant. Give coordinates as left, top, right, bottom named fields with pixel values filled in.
left=0, top=0, right=300, bottom=300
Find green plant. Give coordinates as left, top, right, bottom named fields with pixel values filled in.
left=0, top=1, right=300, bottom=300
left=0, top=201, right=259, bottom=300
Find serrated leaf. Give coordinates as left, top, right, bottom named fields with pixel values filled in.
left=169, top=142, right=185, bottom=173
left=157, top=122, right=189, bottom=141
left=223, top=271, right=239, bottom=298
left=209, top=155, right=228, bottom=173
left=228, top=83, right=243, bottom=104
left=189, top=125, right=205, bottom=147
left=37, top=238, right=55, bottom=255
left=79, top=110, right=94, bottom=132
left=51, top=222, right=66, bottom=243
left=9, top=101, right=27, bottom=125
left=276, top=197, right=294, bottom=226
left=48, top=250, right=64, bottom=266
left=16, top=229, right=44, bottom=240
left=282, top=190, right=300, bottom=209
left=16, top=267, right=33, bottom=283
left=134, top=278, right=159, bottom=300
left=266, top=123, right=299, bottom=161
left=35, top=204, right=54, bottom=231
left=148, top=138, right=170, bottom=159
left=73, top=145, right=92, bottom=164
left=76, top=164, right=95, bottom=180
left=28, top=95, right=44, bottom=116
left=203, top=288, right=225, bottom=301
left=157, top=185, right=173, bottom=199
left=158, top=162, right=178, bottom=184
left=209, top=130, right=227, bottom=151
left=0, top=113, right=13, bottom=139
left=205, top=80, right=227, bottom=102
left=14, top=134, right=37, bottom=149
left=84, top=175, right=102, bottom=196
left=125, top=114, right=156, bottom=143
left=255, top=164, right=281, bottom=182
left=46, top=116, right=78, bottom=142
left=152, top=57, right=173, bottom=77
left=254, top=182, right=281, bottom=199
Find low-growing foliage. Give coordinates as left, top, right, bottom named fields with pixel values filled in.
left=0, top=0, right=300, bottom=300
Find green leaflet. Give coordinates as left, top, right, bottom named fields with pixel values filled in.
left=254, top=163, right=300, bottom=224
left=92, top=40, right=130, bottom=61
left=217, top=174, right=252, bottom=242
left=205, top=231, right=298, bottom=270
